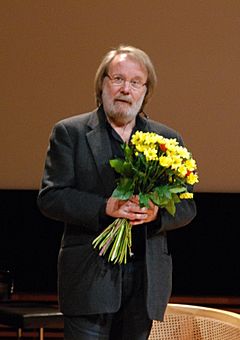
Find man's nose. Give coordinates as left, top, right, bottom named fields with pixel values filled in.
left=120, top=80, right=131, bottom=93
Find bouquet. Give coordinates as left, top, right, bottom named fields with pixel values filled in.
left=92, top=130, right=199, bottom=265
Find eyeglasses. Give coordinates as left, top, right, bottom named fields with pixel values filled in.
left=106, top=74, right=147, bottom=90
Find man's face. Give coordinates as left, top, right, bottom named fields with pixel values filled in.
left=102, top=54, right=148, bottom=125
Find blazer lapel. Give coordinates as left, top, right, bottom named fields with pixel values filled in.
left=86, top=108, right=116, bottom=196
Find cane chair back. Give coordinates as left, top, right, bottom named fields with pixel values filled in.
left=148, top=303, right=240, bottom=340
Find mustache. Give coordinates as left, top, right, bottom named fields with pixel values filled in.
left=114, top=95, right=132, bottom=104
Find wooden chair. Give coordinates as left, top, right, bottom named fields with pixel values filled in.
left=148, top=303, right=240, bottom=340
left=0, top=302, right=63, bottom=340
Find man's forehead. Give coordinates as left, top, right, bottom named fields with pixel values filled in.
left=109, top=53, right=147, bottom=76
left=113, top=53, right=128, bottom=63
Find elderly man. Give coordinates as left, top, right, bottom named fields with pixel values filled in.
left=38, top=45, right=196, bottom=340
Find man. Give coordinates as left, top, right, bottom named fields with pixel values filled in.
left=38, top=45, right=196, bottom=340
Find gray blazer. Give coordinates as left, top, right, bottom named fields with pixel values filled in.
left=37, top=106, right=196, bottom=321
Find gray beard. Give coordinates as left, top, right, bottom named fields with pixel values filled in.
left=102, top=90, right=145, bottom=126
left=106, top=107, right=137, bottom=125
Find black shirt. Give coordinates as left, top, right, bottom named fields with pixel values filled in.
left=105, top=115, right=146, bottom=262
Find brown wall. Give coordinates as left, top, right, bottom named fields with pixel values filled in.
left=1, top=0, right=240, bottom=192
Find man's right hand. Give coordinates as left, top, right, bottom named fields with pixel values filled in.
left=105, top=196, right=158, bottom=226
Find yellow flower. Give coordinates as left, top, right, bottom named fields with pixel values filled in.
left=180, top=192, right=194, bottom=199
left=170, top=155, right=182, bottom=170
left=165, top=138, right=178, bottom=152
left=144, top=148, right=158, bottom=161
left=159, top=155, right=172, bottom=168
left=156, top=135, right=166, bottom=145
left=186, top=172, right=199, bottom=185
left=178, top=165, right=188, bottom=178
left=131, top=130, right=144, bottom=145
left=135, top=144, right=145, bottom=153
left=145, top=133, right=158, bottom=145
left=185, top=159, right=197, bottom=171
left=176, top=146, right=191, bottom=159
left=165, top=138, right=178, bottom=146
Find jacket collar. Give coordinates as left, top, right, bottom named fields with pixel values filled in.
left=86, top=106, right=115, bottom=196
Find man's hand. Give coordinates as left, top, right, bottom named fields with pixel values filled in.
left=106, top=196, right=159, bottom=226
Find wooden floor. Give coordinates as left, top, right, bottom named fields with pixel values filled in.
left=0, top=293, right=239, bottom=339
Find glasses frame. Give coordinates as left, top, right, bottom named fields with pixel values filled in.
left=106, top=74, right=147, bottom=91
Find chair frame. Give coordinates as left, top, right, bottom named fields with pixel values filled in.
left=166, top=303, right=240, bottom=327
left=149, top=303, right=240, bottom=340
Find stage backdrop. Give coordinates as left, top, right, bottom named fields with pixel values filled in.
left=1, top=1, right=240, bottom=192
left=1, top=190, right=239, bottom=296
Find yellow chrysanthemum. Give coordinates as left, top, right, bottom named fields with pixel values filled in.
left=144, top=148, right=158, bottom=161
left=131, top=131, right=145, bottom=145
left=185, top=159, right=197, bottom=171
left=135, top=144, right=145, bottom=153
left=176, top=146, right=191, bottom=159
left=186, top=172, right=199, bottom=185
left=170, top=155, right=182, bottom=170
left=145, top=133, right=158, bottom=145
left=156, top=135, right=166, bottom=144
left=179, top=192, right=194, bottom=199
left=131, top=130, right=199, bottom=186
left=159, top=156, right=172, bottom=168
left=165, top=138, right=178, bottom=151
left=178, top=165, right=188, bottom=178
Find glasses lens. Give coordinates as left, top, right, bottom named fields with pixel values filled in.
left=107, top=75, right=145, bottom=90
left=114, top=77, right=124, bottom=86
left=130, top=80, right=141, bottom=89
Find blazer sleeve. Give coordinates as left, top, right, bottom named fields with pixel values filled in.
left=160, top=196, right=196, bottom=231
left=37, top=121, right=105, bottom=232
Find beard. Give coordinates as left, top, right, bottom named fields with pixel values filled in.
left=102, top=87, right=145, bottom=126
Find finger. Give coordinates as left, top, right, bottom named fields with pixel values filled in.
left=129, top=195, right=139, bottom=204
left=127, top=212, right=148, bottom=221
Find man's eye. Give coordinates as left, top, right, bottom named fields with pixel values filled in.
left=114, top=77, right=123, bottom=82
left=131, top=80, right=139, bottom=85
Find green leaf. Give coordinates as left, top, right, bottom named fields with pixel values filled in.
left=172, top=193, right=181, bottom=203
left=124, top=144, right=133, bottom=159
left=169, top=185, right=186, bottom=194
left=122, top=161, right=135, bottom=176
left=109, top=159, right=125, bottom=173
left=154, top=185, right=172, bottom=200
left=149, top=192, right=161, bottom=206
left=164, top=199, right=176, bottom=216
left=139, top=192, right=151, bottom=208
left=111, top=178, right=134, bottom=200
left=110, top=158, right=135, bottom=177
left=111, top=187, right=133, bottom=200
